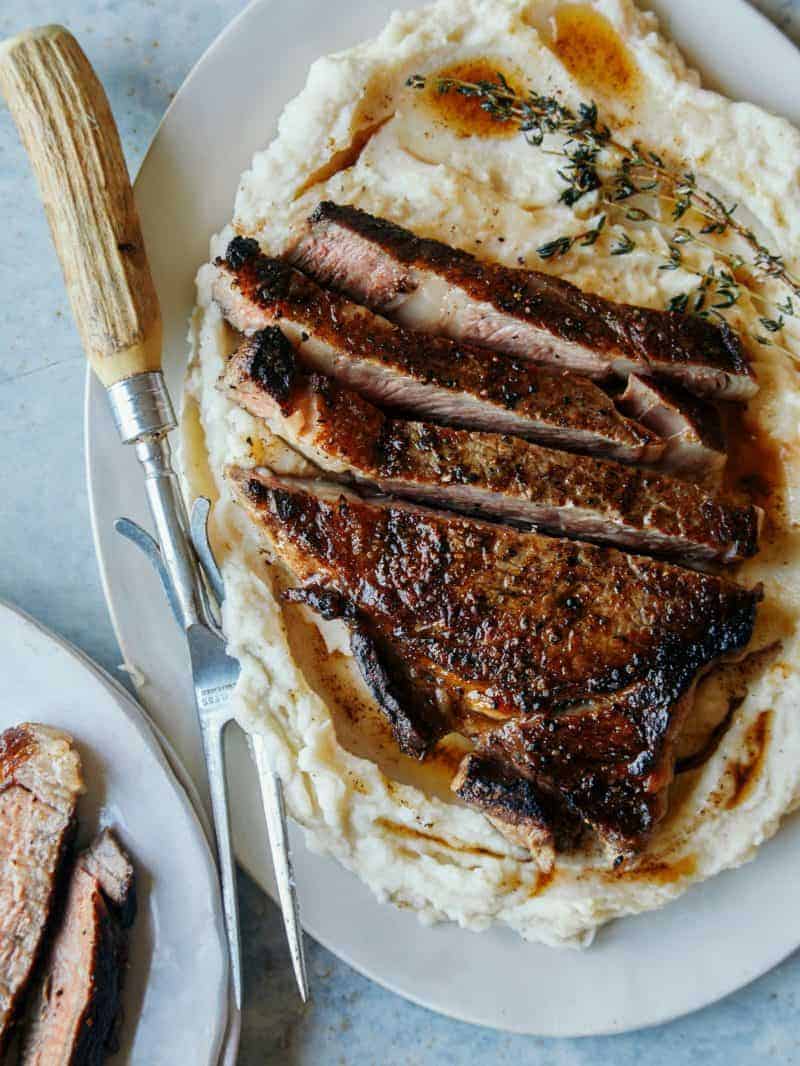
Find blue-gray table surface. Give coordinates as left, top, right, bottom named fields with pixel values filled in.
left=1, top=1, right=799, bottom=1062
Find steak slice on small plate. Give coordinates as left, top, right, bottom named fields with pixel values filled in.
left=0, top=724, right=83, bottom=1052
left=20, top=830, right=136, bottom=1066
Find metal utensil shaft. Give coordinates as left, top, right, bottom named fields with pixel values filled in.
left=190, top=502, right=310, bottom=1005
left=108, top=373, right=209, bottom=633
left=251, top=736, right=308, bottom=1003
left=109, top=372, right=243, bottom=1008
left=201, top=709, right=243, bottom=1006
left=135, top=436, right=205, bottom=629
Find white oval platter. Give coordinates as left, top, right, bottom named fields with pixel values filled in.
left=85, top=0, right=800, bottom=1035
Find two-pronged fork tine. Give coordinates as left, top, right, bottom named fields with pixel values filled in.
left=196, top=701, right=244, bottom=1009
left=189, top=498, right=309, bottom=1004
left=250, top=736, right=309, bottom=1002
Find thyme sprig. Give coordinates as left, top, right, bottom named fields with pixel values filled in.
left=537, top=213, right=606, bottom=258
left=407, top=72, right=800, bottom=348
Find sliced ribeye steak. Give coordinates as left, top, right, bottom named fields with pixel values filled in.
left=618, top=373, right=727, bottom=476
left=290, top=201, right=756, bottom=400
left=222, top=327, right=760, bottom=564
left=20, top=829, right=136, bottom=1066
left=451, top=752, right=584, bottom=857
left=213, top=238, right=662, bottom=465
left=228, top=468, right=759, bottom=850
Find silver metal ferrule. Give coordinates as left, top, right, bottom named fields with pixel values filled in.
left=134, top=433, right=206, bottom=631
left=107, top=371, right=176, bottom=444
left=107, top=369, right=210, bottom=632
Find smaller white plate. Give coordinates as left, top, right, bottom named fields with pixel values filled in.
left=1, top=601, right=232, bottom=1065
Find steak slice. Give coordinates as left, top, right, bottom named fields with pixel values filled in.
left=283, top=583, right=449, bottom=758
left=223, top=328, right=760, bottom=564
left=290, top=201, right=757, bottom=401
left=618, top=374, right=727, bottom=476
left=285, top=585, right=577, bottom=856
left=477, top=683, right=699, bottom=846
left=213, top=238, right=662, bottom=465
left=0, top=724, right=83, bottom=1052
left=451, top=753, right=584, bottom=857
left=228, top=468, right=759, bottom=848
left=20, top=830, right=136, bottom=1066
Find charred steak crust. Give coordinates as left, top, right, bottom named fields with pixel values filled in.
left=296, top=202, right=755, bottom=398
left=485, top=682, right=693, bottom=843
left=223, top=330, right=760, bottom=563
left=452, top=753, right=584, bottom=853
left=230, top=470, right=759, bottom=848
left=284, top=585, right=448, bottom=757
left=0, top=724, right=36, bottom=777
left=0, top=725, right=83, bottom=1053
left=225, top=235, right=261, bottom=270
left=242, top=324, right=298, bottom=411
left=348, top=629, right=449, bottom=758
left=214, top=241, right=662, bottom=464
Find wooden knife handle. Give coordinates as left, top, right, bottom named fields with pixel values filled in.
left=0, top=25, right=162, bottom=387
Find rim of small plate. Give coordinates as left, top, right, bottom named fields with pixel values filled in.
left=0, top=598, right=236, bottom=1061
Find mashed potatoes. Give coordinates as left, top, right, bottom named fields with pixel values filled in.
left=184, top=0, right=800, bottom=946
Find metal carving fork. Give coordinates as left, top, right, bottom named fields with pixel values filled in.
left=0, top=25, right=308, bottom=1006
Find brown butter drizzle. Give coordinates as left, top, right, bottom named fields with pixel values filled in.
left=375, top=816, right=514, bottom=862
left=421, top=59, right=523, bottom=139
left=550, top=4, right=641, bottom=100
left=725, top=710, right=772, bottom=809
left=294, top=118, right=391, bottom=200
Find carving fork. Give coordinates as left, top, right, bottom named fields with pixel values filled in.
left=0, top=24, right=308, bottom=1007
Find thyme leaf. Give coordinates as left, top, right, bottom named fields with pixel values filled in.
left=610, top=233, right=635, bottom=256
left=537, top=235, right=574, bottom=259
left=659, top=246, right=682, bottom=271
left=714, top=290, right=738, bottom=309
left=580, top=213, right=606, bottom=246
left=759, top=315, right=785, bottom=333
